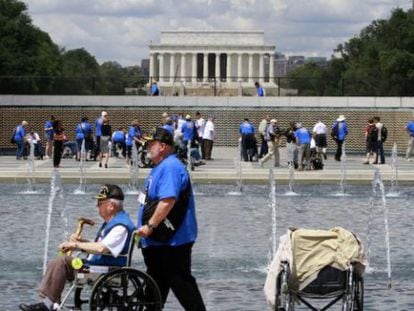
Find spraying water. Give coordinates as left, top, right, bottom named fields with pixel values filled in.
left=226, top=157, right=243, bottom=195
left=285, top=144, right=297, bottom=195
left=127, top=141, right=139, bottom=194
left=186, top=140, right=193, bottom=175
left=268, top=168, right=277, bottom=263
left=43, top=169, right=64, bottom=274
left=387, top=142, right=399, bottom=197
left=339, top=142, right=347, bottom=194
left=75, top=139, right=87, bottom=194
left=371, top=168, right=392, bottom=288
left=26, top=141, right=36, bottom=192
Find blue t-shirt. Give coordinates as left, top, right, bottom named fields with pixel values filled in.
left=95, top=117, right=103, bottom=137
left=332, top=121, right=348, bottom=141
left=44, top=120, right=54, bottom=140
left=137, top=154, right=197, bottom=247
left=75, top=122, right=92, bottom=140
left=126, top=126, right=136, bottom=146
left=112, top=130, right=125, bottom=143
left=240, top=122, right=255, bottom=135
left=295, top=128, right=311, bottom=144
left=14, top=125, right=25, bottom=142
left=406, top=121, right=414, bottom=136
left=256, top=86, right=264, bottom=97
left=181, top=121, right=195, bottom=142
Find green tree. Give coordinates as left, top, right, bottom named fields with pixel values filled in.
left=57, top=48, right=101, bottom=95
left=0, top=0, right=61, bottom=94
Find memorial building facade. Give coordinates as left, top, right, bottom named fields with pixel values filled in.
left=148, top=30, right=277, bottom=94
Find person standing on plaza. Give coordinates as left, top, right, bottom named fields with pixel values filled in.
left=136, top=127, right=206, bottom=311
left=284, top=122, right=298, bottom=168
left=52, top=119, right=64, bottom=168
left=75, top=116, right=93, bottom=161
left=239, top=118, right=256, bottom=161
left=44, top=115, right=55, bottom=159
left=95, top=111, right=108, bottom=160
left=13, top=120, right=28, bottom=160
left=259, top=119, right=281, bottom=167
left=254, top=81, right=265, bottom=96
left=405, top=114, right=414, bottom=161
left=373, top=116, right=386, bottom=164
left=99, top=116, right=112, bottom=168
left=312, top=119, right=328, bottom=160
left=295, top=122, right=312, bottom=171
left=149, top=81, right=160, bottom=96
left=331, top=115, right=348, bottom=161
left=202, top=115, right=215, bottom=160
left=126, top=119, right=142, bottom=165
left=194, top=111, right=205, bottom=145
left=258, top=115, right=270, bottom=158
left=363, top=118, right=377, bottom=164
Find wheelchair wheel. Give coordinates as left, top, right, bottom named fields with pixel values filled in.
left=353, top=277, right=364, bottom=311
left=89, top=268, right=162, bottom=310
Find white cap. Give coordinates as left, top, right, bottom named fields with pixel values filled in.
left=337, top=115, right=346, bottom=121
left=270, top=119, right=277, bottom=123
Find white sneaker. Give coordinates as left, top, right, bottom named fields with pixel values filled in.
left=44, top=155, right=50, bottom=159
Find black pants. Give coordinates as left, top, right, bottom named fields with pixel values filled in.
left=142, top=243, right=206, bottom=311
left=335, top=139, right=344, bottom=161
left=259, top=134, right=268, bottom=158
left=53, top=140, right=63, bottom=167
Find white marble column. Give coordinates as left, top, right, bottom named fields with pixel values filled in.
left=159, top=53, right=165, bottom=82
left=259, top=53, right=264, bottom=83
left=237, top=53, right=243, bottom=82
left=203, top=53, right=208, bottom=82
left=180, top=53, right=186, bottom=80
left=149, top=53, right=155, bottom=82
left=169, top=53, right=176, bottom=82
left=192, top=53, right=197, bottom=83
left=248, top=53, right=254, bottom=83
left=269, top=53, right=275, bottom=84
left=215, top=53, right=220, bottom=81
left=226, top=53, right=232, bottom=82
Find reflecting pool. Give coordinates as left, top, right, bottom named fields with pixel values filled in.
left=1, top=183, right=413, bottom=310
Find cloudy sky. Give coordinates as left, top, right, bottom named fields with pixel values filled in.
left=24, top=0, right=411, bottom=66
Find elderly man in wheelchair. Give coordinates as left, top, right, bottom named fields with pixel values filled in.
left=265, top=227, right=367, bottom=311
left=20, top=184, right=162, bottom=311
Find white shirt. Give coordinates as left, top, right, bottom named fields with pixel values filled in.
left=91, top=225, right=128, bottom=258
left=202, top=120, right=215, bottom=140
left=27, top=133, right=41, bottom=144
left=195, top=118, right=205, bottom=138
left=313, top=122, right=327, bottom=135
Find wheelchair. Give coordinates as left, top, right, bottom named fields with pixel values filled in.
left=59, top=233, right=162, bottom=310
left=275, top=261, right=363, bottom=311
left=266, top=227, right=366, bottom=311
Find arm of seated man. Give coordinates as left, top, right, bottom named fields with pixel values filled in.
left=60, top=225, right=128, bottom=257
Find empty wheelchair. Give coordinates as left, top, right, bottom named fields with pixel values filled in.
left=265, top=227, right=366, bottom=311
left=59, top=233, right=162, bottom=310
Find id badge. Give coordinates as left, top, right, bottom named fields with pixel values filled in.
left=138, top=191, right=146, bottom=205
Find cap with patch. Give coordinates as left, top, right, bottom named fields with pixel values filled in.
left=141, top=127, right=174, bottom=146
left=95, top=184, right=124, bottom=201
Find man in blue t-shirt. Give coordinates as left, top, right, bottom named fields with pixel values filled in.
left=44, top=115, right=55, bottom=159
left=149, top=81, right=160, bottom=96
left=295, top=123, right=312, bottom=170
left=136, top=127, right=206, bottom=311
left=239, top=118, right=257, bottom=161
left=331, top=115, right=348, bottom=161
left=254, top=81, right=265, bottom=97
left=405, top=114, right=414, bottom=160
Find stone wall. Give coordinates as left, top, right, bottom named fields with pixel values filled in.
left=1, top=96, right=412, bottom=154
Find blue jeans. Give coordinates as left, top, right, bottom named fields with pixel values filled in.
left=16, top=140, right=24, bottom=159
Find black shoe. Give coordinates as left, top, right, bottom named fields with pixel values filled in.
left=105, top=164, right=108, bottom=168
left=19, top=302, right=49, bottom=311
left=99, top=163, right=102, bottom=167
left=323, top=154, right=327, bottom=160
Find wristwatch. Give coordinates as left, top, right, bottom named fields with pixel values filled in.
left=147, top=223, right=157, bottom=230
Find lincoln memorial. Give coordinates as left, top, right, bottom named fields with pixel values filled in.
left=148, top=30, right=278, bottom=95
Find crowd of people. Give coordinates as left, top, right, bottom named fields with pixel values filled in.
left=11, top=112, right=414, bottom=169
left=11, top=110, right=217, bottom=169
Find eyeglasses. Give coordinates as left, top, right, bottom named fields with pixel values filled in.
left=96, top=199, right=109, bottom=208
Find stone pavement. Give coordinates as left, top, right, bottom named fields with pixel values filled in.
left=1, top=147, right=413, bottom=184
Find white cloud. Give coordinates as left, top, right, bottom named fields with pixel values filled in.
left=24, top=0, right=412, bottom=66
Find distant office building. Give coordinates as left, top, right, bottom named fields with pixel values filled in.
left=141, top=59, right=149, bottom=79
left=275, top=54, right=328, bottom=77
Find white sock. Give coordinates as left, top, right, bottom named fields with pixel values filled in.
left=42, top=297, right=54, bottom=310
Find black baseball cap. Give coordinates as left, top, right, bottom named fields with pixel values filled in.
left=95, top=184, right=124, bottom=201
left=141, top=127, right=174, bottom=146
